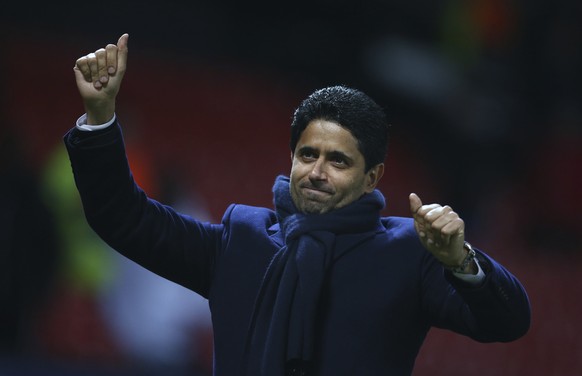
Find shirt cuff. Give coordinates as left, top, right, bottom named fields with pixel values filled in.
left=452, top=258, right=485, bottom=285
left=76, top=113, right=116, bottom=131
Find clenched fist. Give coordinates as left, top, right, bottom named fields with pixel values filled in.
left=73, top=34, right=129, bottom=124
left=409, top=193, right=476, bottom=273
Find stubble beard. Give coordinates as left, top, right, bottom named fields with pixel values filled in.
left=290, top=186, right=333, bottom=214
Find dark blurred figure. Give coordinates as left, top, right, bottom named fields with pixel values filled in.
left=0, top=127, right=60, bottom=355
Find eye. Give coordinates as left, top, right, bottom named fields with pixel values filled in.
left=331, top=157, right=347, bottom=167
left=300, top=150, right=318, bottom=161
left=328, top=152, right=350, bottom=168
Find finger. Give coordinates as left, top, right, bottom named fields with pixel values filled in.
left=116, top=33, right=129, bottom=76
left=414, top=203, right=441, bottom=238
left=425, top=205, right=453, bottom=223
left=86, top=52, right=102, bottom=89
left=409, top=193, right=422, bottom=215
left=105, top=43, right=118, bottom=74
left=430, top=210, right=457, bottom=231
left=75, top=57, right=92, bottom=82
left=430, top=209, right=457, bottom=243
left=441, top=218, right=464, bottom=237
left=426, top=230, right=448, bottom=248
left=95, top=48, right=109, bottom=85
left=415, top=204, right=441, bottom=218
left=437, top=217, right=464, bottom=245
left=412, top=195, right=442, bottom=219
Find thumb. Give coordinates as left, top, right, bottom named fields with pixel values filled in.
left=117, top=33, right=129, bottom=73
left=409, top=193, right=422, bottom=215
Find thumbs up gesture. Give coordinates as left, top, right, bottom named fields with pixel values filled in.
left=409, top=193, right=473, bottom=272
left=73, top=33, right=129, bottom=124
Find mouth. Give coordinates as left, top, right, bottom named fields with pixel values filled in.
left=300, top=184, right=333, bottom=196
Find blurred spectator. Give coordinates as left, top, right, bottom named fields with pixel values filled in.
left=100, top=164, right=214, bottom=376
left=37, top=128, right=214, bottom=375
left=37, top=145, right=122, bottom=366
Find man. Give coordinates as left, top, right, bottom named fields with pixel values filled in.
left=65, top=34, right=530, bottom=376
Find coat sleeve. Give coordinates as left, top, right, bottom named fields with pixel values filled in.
left=63, top=121, right=222, bottom=298
left=420, top=245, right=531, bottom=343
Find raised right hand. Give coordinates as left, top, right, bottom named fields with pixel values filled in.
left=74, top=34, right=129, bottom=124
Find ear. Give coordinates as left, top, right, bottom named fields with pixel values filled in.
left=364, top=163, right=384, bottom=193
left=290, top=151, right=294, bottom=162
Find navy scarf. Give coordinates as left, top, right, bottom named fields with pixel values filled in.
left=243, top=175, right=385, bottom=375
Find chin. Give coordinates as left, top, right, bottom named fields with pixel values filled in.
left=300, top=201, right=333, bottom=215
left=303, top=208, right=326, bottom=215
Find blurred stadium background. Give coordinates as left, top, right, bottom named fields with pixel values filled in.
left=1, top=0, right=581, bottom=374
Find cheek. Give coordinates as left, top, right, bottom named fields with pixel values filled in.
left=338, top=176, right=366, bottom=198
left=290, top=160, right=307, bottom=179
left=289, top=163, right=298, bottom=181
left=289, top=163, right=302, bottom=188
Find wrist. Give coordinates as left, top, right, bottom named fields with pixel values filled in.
left=84, top=100, right=115, bottom=125
left=442, top=242, right=477, bottom=274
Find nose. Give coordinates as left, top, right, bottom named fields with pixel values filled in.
left=308, top=158, right=327, bottom=181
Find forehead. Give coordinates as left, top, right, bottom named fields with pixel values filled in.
left=297, top=120, right=361, bottom=155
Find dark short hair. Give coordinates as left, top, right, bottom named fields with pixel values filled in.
left=290, top=86, right=388, bottom=172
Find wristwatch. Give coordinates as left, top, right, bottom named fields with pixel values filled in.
left=445, top=241, right=476, bottom=274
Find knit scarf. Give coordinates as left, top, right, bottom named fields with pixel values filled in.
left=242, top=175, right=385, bottom=375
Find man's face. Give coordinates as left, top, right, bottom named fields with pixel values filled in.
left=290, top=119, right=383, bottom=214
